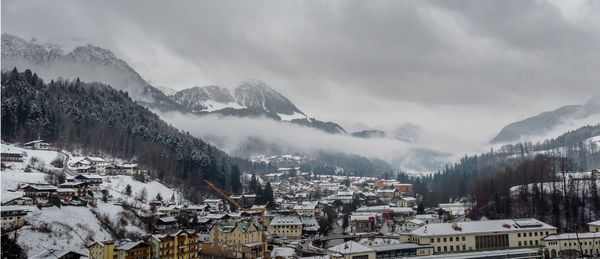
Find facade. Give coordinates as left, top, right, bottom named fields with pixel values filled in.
left=22, top=185, right=58, bottom=205
left=204, top=220, right=263, bottom=258
left=398, top=197, right=417, bottom=208
left=370, top=243, right=434, bottom=258
left=294, top=203, right=316, bottom=217
left=268, top=215, right=303, bottom=239
left=350, top=213, right=376, bottom=233
left=542, top=232, right=600, bottom=258
left=375, top=189, right=396, bottom=200
left=1, top=206, right=29, bottom=230
left=88, top=240, right=151, bottom=259
left=146, top=230, right=200, bottom=259
left=410, top=218, right=557, bottom=254
left=23, top=140, right=49, bottom=150
left=1, top=146, right=24, bottom=162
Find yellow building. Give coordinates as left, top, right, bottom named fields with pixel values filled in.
left=203, top=220, right=263, bottom=258
left=267, top=215, right=302, bottom=239
left=88, top=240, right=151, bottom=259
left=542, top=232, right=600, bottom=258
left=145, top=229, right=200, bottom=259
left=410, top=218, right=557, bottom=254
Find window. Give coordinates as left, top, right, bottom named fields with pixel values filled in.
left=518, top=233, right=521, bottom=237
left=437, top=238, right=441, bottom=242
left=430, top=238, right=434, bottom=243
left=518, top=241, right=521, bottom=246
left=462, top=236, right=465, bottom=241
left=444, top=246, right=447, bottom=252
left=443, top=238, right=447, bottom=242
left=462, top=245, right=466, bottom=250
left=450, top=237, right=453, bottom=242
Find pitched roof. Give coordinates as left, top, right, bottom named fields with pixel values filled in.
left=412, top=218, right=556, bottom=237
left=327, top=241, right=373, bottom=255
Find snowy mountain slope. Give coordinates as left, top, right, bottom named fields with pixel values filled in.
left=491, top=101, right=600, bottom=144
left=1, top=33, right=183, bottom=111
left=233, top=79, right=305, bottom=116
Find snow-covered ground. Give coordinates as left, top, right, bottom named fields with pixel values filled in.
left=278, top=112, right=307, bottom=121
left=18, top=206, right=112, bottom=257
left=100, top=175, right=185, bottom=208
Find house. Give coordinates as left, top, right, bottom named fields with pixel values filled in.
left=156, top=217, right=177, bottom=230
left=59, top=182, right=88, bottom=197
left=542, top=232, right=600, bottom=258
left=410, top=218, right=557, bottom=254
left=21, top=185, right=58, bottom=205
left=73, top=174, right=103, bottom=188
left=415, top=214, right=441, bottom=224
left=1, top=206, right=30, bottom=230
left=203, top=220, right=263, bottom=258
left=394, top=183, right=414, bottom=193
left=57, top=188, right=76, bottom=201
left=350, top=213, right=376, bottom=233
left=204, top=199, right=224, bottom=212
left=2, top=196, right=33, bottom=206
left=71, top=166, right=94, bottom=174
left=84, top=156, right=106, bottom=165
left=375, top=189, right=397, bottom=200
left=30, top=249, right=87, bottom=259
left=110, top=164, right=140, bottom=175
left=301, top=216, right=320, bottom=236
left=1, top=145, right=24, bottom=162
left=157, top=205, right=186, bottom=218
left=88, top=240, right=152, bottom=259
left=23, top=140, right=49, bottom=150
left=268, top=215, right=303, bottom=239
left=589, top=220, right=600, bottom=232
left=334, top=191, right=355, bottom=204
left=398, top=196, right=417, bottom=207
left=327, top=241, right=376, bottom=259
left=399, top=219, right=425, bottom=231
left=294, top=202, right=317, bottom=217
left=145, top=229, right=200, bottom=259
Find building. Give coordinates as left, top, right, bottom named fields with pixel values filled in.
left=2, top=196, right=33, bottom=206
left=23, top=140, right=49, bottom=150
left=146, top=230, right=200, bottom=259
left=1, top=206, right=30, bottom=230
left=156, top=217, right=177, bottom=230
left=589, top=220, right=600, bottom=232
left=73, top=174, right=103, bottom=188
left=400, top=219, right=426, bottom=231
left=294, top=202, right=317, bottom=217
left=542, top=232, right=600, bottom=258
left=59, top=182, right=88, bottom=197
left=204, top=199, right=224, bottom=212
left=268, top=215, right=303, bottom=239
left=301, top=216, right=320, bottom=236
left=410, top=218, right=557, bottom=254
left=394, top=183, right=414, bottom=193
left=21, top=185, right=58, bottom=205
left=409, top=248, right=542, bottom=259
left=30, top=249, right=87, bottom=259
left=327, top=241, right=376, bottom=259
left=369, top=243, right=433, bottom=258
left=88, top=240, right=151, bottom=259
left=350, top=213, right=376, bottom=233
left=1, top=146, right=24, bottom=162
left=375, top=189, right=397, bottom=200
left=415, top=214, right=440, bottom=224
left=398, top=196, right=417, bottom=208
left=203, top=220, right=263, bottom=258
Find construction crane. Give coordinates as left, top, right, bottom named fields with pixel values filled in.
left=204, top=180, right=270, bottom=258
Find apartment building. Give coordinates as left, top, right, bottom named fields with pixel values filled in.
left=88, top=240, right=151, bottom=259
left=203, top=220, right=263, bottom=258
left=145, top=230, right=200, bottom=259
left=267, top=215, right=303, bottom=239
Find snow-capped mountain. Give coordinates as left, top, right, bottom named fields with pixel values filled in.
left=155, top=86, right=177, bottom=96
left=172, top=80, right=306, bottom=120
left=1, top=33, right=182, bottom=111
left=491, top=100, right=600, bottom=144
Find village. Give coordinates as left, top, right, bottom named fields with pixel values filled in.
left=1, top=140, right=600, bottom=259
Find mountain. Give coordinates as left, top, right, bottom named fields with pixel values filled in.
left=1, top=69, right=251, bottom=200
left=155, top=86, right=177, bottom=96
left=171, top=80, right=347, bottom=134
left=1, top=33, right=183, bottom=111
left=351, top=129, right=386, bottom=138
left=491, top=101, right=600, bottom=144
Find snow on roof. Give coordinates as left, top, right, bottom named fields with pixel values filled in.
left=543, top=232, right=600, bottom=240
left=328, top=241, right=374, bottom=255
left=272, top=246, right=295, bottom=257
left=24, top=140, right=46, bottom=145
left=158, top=217, right=177, bottom=223
left=410, top=248, right=540, bottom=259
left=1, top=205, right=31, bottom=212
left=588, top=220, right=600, bottom=226
left=376, top=189, right=396, bottom=193
left=115, top=240, right=145, bottom=251
left=1, top=145, right=24, bottom=154
left=416, top=214, right=438, bottom=219
left=401, top=197, right=417, bottom=201
left=30, top=249, right=85, bottom=259
left=409, top=219, right=425, bottom=225
left=369, top=243, right=432, bottom=252
left=270, top=215, right=302, bottom=226
left=294, top=203, right=316, bottom=210
left=412, top=218, right=556, bottom=237
left=86, top=156, right=105, bottom=162
left=204, top=199, right=222, bottom=203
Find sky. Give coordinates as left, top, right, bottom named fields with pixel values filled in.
left=2, top=0, right=600, bottom=143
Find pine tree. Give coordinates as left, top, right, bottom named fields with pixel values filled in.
left=230, top=164, right=242, bottom=194
left=156, top=193, right=163, bottom=201
left=125, top=184, right=132, bottom=196
left=249, top=174, right=258, bottom=193
left=263, top=182, right=274, bottom=206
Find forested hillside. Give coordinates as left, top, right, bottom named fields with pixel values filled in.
left=1, top=68, right=250, bottom=201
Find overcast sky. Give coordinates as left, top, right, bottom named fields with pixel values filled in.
left=3, top=0, right=600, bottom=142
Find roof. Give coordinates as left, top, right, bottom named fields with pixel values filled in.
left=158, top=217, right=177, bottom=223
left=412, top=218, right=556, bottom=237
left=115, top=240, right=146, bottom=251
left=543, top=232, right=600, bottom=240
left=327, top=241, right=374, bottom=255
left=24, top=140, right=46, bottom=145
left=369, top=243, right=432, bottom=252
left=409, top=248, right=540, bottom=259
left=30, top=249, right=86, bottom=259
left=1, top=205, right=30, bottom=212
left=588, top=220, right=600, bottom=226
left=270, top=215, right=302, bottom=226
left=416, top=214, right=438, bottom=219
left=215, top=220, right=258, bottom=233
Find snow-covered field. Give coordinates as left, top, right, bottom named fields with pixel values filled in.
left=101, top=175, right=185, bottom=207
left=18, top=206, right=112, bottom=256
